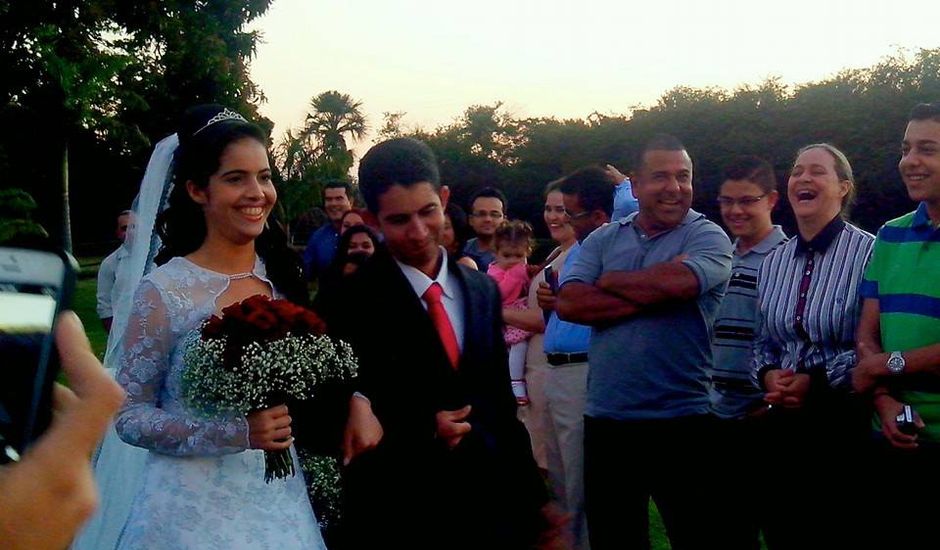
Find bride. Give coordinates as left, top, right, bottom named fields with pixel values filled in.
left=91, top=104, right=324, bottom=548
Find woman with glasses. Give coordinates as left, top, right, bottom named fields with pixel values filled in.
left=751, top=144, right=874, bottom=549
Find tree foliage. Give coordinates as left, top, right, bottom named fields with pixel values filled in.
left=273, top=91, right=368, bottom=243
left=0, top=0, right=271, bottom=253
left=392, top=48, right=940, bottom=237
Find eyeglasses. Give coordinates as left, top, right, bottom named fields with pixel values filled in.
left=717, top=195, right=767, bottom=208
left=563, top=208, right=592, bottom=220
left=472, top=211, right=504, bottom=219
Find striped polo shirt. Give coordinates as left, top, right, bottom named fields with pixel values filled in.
left=860, top=202, right=940, bottom=443
left=710, top=226, right=787, bottom=419
left=752, top=217, right=874, bottom=390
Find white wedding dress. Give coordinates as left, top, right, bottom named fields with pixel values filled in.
left=108, top=257, right=324, bottom=549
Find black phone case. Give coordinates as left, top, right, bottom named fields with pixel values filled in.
left=21, top=247, right=77, bottom=450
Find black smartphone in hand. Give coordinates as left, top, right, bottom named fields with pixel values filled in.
left=542, top=265, right=558, bottom=324
left=896, top=404, right=919, bottom=436
left=544, top=265, right=558, bottom=293
left=0, top=246, right=76, bottom=463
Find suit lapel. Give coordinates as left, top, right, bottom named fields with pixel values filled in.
left=451, top=262, right=488, bottom=369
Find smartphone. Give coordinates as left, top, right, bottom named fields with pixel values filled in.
left=896, top=404, right=919, bottom=436
left=0, top=246, right=76, bottom=462
left=542, top=265, right=558, bottom=324
left=544, top=265, right=558, bottom=293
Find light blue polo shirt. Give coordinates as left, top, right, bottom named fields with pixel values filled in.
left=562, top=210, right=733, bottom=420
left=544, top=243, right=592, bottom=354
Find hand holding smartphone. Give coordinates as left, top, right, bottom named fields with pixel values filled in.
left=541, top=265, right=559, bottom=324
left=544, top=265, right=558, bottom=293
left=896, top=404, right=920, bottom=437
left=0, top=246, right=76, bottom=462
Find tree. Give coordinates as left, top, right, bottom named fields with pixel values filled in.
left=273, top=128, right=321, bottom=236
left=0, top=188, right=47, bottom=244
left=1, top=2, right=137, bottom=251
left=302, top=90, right=367, bottom=178
left=0, top=0, right=274, bottom=253
left=377, top=111, right=407, bottom=141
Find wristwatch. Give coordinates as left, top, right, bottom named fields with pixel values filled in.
left=886, top=351, right=906, bottom=375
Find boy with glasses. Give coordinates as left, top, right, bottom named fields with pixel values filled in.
left=710, top=156, right=786, bottom=548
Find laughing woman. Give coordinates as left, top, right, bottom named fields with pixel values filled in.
left=111, top=105, right=325, bottom=549
left=752, top=143, right=873, bottom=549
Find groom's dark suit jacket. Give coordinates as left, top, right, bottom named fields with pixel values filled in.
left=323, top=249, right=548, bottom=549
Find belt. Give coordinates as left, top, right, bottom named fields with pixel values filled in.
left=546, top=352, right=588, bottom=366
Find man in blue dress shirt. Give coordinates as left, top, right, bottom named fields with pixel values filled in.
left=536, top=165, right=613, bottom=549
left=302, top=181, right=353, bottom=280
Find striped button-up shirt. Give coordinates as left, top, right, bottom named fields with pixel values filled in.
left=752, top=217, right=874, bottom=390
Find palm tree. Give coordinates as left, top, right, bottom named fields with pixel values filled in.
left=302, top=90, right=367, bottom=171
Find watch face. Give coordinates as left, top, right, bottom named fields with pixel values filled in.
left=888, top=353, right=905, bottom=374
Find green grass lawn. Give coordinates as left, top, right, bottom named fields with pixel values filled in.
left=73, top=276, right=108, bottom=358
left=71, top=260, right=677, bottom=547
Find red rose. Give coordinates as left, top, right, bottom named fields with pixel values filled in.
left=242, top=294, right=272, bottom=314
left=296, top=310, right=327, bottom=335
left=222, top=304, right=249, bottom=324
left=246, top=310, right=279, bottom=337
left=202, top=315, right=225, bottom=340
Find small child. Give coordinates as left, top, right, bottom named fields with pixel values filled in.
left=486, top=220, right=534, bottom=405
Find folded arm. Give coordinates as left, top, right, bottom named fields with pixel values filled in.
left=557, top=282, right=642, bottom=326
left=596, top=260, right=700, bottom=305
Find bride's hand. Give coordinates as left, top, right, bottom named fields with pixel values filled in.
left=247, top=405, right=293, bottom=451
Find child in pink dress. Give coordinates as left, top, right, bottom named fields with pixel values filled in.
left=486, top=220, right=535, bottom=405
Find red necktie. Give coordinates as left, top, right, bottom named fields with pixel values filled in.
left=422, top=282, right=460, bottom=369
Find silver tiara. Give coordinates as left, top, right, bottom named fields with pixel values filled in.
left=192, top=108, right=248, bottom=136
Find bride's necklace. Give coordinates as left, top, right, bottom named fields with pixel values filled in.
left=228, top=271, right=255, bottom=280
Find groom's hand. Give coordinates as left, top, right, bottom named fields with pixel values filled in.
left=343, top=396, right=383, bottom=466
left=435, top=405, right=472, bottom=449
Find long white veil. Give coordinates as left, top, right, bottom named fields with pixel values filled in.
left=103, top=133, right=179, bottom=366
left=71, top=133, right=179, bottom=550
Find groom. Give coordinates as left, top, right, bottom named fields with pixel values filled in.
left=325, top=138, right=556, bottom=549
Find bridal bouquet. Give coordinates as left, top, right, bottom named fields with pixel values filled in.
left=181, top=294, right=357, bottom=482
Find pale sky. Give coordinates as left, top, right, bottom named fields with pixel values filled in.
left=250, top=0, right=939, bottom=152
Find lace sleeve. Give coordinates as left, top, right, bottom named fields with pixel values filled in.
left=114, top=280, right=250, bottom=456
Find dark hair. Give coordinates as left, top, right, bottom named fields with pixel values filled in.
left=722, top=156, right=777, bottom=194
left=337, top=225, right=381, bottom=261
left=340, top=208, right=367, bottom=228
left=468, top=186, right=508, bottom=213
left=493, top=219, right=534, bottom=254
left=544, top=178, right=564, bottom=197
left=558, top=165, right=614, bottom=216
left=635, top=133, right=688, bottom=169
left=358, top=138, right=440, bottom=213
left=444, top=202, right=473, bottom=255
left=795, top=143, right=856, bottom=215
left=910, top=101, right=940, bottom=123
left=323, top=180, right=353, bottom=199
left=155, top=104, right=307, bottom=304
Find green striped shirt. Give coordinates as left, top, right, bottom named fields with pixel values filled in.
left=861, top=202, right=940, bottom=442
